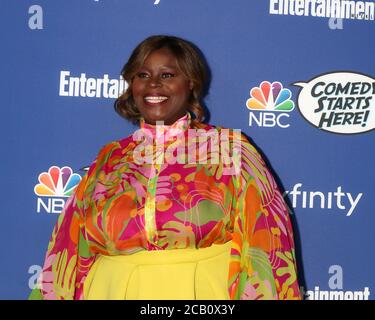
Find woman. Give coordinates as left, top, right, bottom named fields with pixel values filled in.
left=30, top=35, right=301, bottom=300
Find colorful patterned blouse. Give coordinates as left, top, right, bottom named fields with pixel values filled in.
left=30, top=113, right=301, bottom=300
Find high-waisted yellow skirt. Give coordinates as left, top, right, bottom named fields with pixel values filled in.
left=83, top=241, right=232, bottom=300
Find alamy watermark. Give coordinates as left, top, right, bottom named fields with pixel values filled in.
left=132, top=123, right=242, bottom=176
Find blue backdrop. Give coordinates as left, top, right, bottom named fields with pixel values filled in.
left=2, top=0, right=374, bottom=300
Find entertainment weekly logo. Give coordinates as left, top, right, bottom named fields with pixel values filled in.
left=34, top=166, right=82, bottom=214
left=293, top=71, right=375, bottom=134
left=59, top=71, right=128, bottom=98
left=301, top=265, right=371, bottom=300
left=246, top=81, right=295, bottom=128
left=269, top=0, right=375, bottom=21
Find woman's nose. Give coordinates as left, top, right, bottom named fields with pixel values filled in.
left=149, top=75, right=162, bottom=88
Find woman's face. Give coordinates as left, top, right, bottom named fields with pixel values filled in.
left=132, top=48, right=193, bottom=125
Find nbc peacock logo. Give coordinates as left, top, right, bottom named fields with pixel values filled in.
left=34, top=166, right=82, bottom=214
left=246, top=81, right=295, bottom=128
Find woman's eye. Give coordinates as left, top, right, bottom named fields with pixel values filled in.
left=136, top=72, right=149, bottom=79
left=161, top=73, right=175, bottom=79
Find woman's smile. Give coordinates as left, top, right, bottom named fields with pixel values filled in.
left=143, top=96, right=169, bottom=105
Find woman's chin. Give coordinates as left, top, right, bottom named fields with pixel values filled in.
left=143, top=114, right=168, bottom=125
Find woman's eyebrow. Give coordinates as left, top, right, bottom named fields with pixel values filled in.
left=141, top=64, right=178, bottom=70
left=159, top=65, right=178, bottom=69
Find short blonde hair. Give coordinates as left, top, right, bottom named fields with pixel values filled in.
left=114, top=35, right=209, bottom=124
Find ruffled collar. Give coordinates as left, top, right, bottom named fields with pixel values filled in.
left=139, top=113, right=191, bottom=141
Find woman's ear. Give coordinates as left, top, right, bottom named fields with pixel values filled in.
left=189, top=81, right=194, bottom=90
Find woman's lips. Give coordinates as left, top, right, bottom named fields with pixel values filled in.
left=144, top=96, right=169, bottom=106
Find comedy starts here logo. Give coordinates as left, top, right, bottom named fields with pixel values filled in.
left=293, top=71, right=375, bottom=134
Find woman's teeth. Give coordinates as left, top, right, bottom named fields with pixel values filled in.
left=144, top=96, right=168, bottom=104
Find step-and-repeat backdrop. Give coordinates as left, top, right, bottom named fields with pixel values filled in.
left=2, top=0, right=374, bottom=300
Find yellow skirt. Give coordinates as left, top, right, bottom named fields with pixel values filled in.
left=83, top=241, right=232, bottom=300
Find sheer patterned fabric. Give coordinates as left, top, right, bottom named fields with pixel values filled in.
left=30, top=113, right=300, bottom=300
